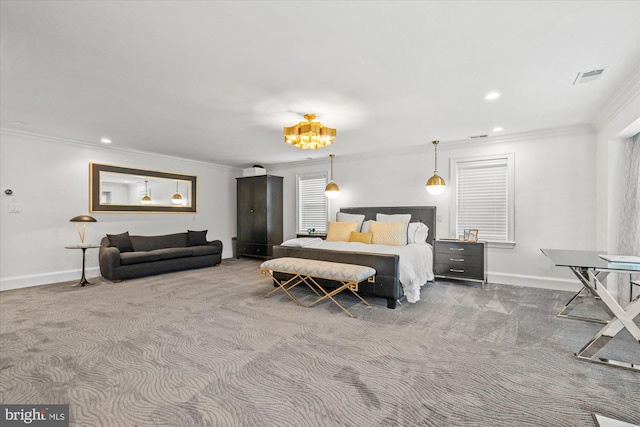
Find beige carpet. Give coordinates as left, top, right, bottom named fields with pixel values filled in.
left=1, top=258, right=639, bottom=426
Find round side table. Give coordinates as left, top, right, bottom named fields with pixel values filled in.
left=65, top=244, right=101, bottom=287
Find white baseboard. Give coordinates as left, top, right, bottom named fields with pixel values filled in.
left=488, top=271, right=620, bottom=300
left=489, top=271, right=580, bottom=292
left=0, top=267, right=101, bottom=292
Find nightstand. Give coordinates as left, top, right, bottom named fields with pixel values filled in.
left=295, top=233, right=327, bottom=239
left=434, top=240, right=487, bottom=286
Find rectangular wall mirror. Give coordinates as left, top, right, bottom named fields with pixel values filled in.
left=90, top=163, right=197, bottom=213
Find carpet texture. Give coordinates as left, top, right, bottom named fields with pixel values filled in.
left=1, top=258, right=639, bottom=427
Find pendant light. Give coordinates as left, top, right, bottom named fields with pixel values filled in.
left=171, top=181, right=183, bottom=205
left=426, top=140, right=446, bottom=195
left=141, top=180, right=152, bottom=205
left=325, top=154, right=340, bottom=199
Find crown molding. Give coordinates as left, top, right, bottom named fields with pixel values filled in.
left=0, top=128, right=239, bottom=171
left=592, top=65, right=640, bottom=131
left=267, top=124, right=596, bottom=169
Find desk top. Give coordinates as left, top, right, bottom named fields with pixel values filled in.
left=541, top=249, right=640, bottom=272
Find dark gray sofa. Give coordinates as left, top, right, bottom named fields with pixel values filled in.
left=99, top=231, right=222, bottom=281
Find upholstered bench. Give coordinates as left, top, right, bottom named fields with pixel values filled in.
left=260, top=257, right=376, bottom=318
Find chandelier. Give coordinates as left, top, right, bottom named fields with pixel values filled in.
left=283, top=114, right=336, bottom=149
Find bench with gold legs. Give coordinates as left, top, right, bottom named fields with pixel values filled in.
left=260, top=257, right=376, bottom=318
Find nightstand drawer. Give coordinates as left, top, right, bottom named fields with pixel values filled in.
left=434, top=253, right=483, bottom=268
left=434, top=264, right=484, bottom=280
left=435, top=242, right=484, bottom=257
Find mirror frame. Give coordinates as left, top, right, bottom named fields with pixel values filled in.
left=90, top=163, right=197, bottom=213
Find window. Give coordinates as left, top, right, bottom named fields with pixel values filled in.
left=296, top=172, right=328, bottom=233
left=451, top=154, right=515, bottom=245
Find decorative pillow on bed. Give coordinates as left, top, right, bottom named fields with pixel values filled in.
left=370, top=221, right=408, bottom=246
left=408, top=222, right=429, bottom=244
left=336, top=212, right=366, bottom=232
left=326, top=221, right=359, bottom=242
left=376, top=213, right=411, bottom=243
left=349, top=231, right=373, bottom=244
left=376, top=213, right=412, bottom=224
left=360, top=220, right=372, bottom=233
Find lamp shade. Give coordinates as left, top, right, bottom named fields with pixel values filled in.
left=69, top=215, right=97, bottom=222
left=324, top=181, right=340, bottom=199
left=425, top=175, right=446, bottom=195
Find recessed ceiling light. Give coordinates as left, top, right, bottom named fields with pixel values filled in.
left=485, top=92, right=500, bottom=100
left=493, top=127, right=503, bottom=132
left=100, top=138, right=112, bottom=144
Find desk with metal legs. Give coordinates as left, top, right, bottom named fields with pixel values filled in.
left=542, top=249, right=640, bottom=372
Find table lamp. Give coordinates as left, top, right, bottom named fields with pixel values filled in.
left=70, top=215, right=97, bottom=244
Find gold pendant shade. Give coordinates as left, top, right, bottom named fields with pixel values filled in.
left=284, top=114, right=336, bottom=149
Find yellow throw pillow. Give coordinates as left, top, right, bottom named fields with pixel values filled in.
left=349, top=231, right=373, bottom=244
left=370, top=221, right=408, bottom=246
left=326, top=221, right=359, bottom=242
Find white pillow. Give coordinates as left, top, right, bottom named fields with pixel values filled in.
left=376, top=213, right=412, bottom=224
left=408, top=222, right=429, bottom=244
left=360, top=220, right=372, bottom=233
left=336, top=212, right=366, bottom=232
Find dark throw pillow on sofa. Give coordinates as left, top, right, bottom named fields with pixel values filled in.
left=107, top=231, right=134, bottom=253
left=187, top=230, right=208, bottom=246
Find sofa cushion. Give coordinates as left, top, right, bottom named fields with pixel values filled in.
left=189, top=245, right=220, bottom=257
left=120, top=251, right=162, bottom=265
left=152, top=247, right=194, bottom=260
left=107, top=232, right=134, bottom=253
left=131, top=233, right=188, bottom=251
left=187, top=230, right=208, bottom=246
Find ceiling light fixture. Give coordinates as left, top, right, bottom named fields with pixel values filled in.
left=426, top=140, right=446, bottom=195
left=171, top=181, right=183, bottom=205
left=325, top=154, right=340, bottom=199
left=100, top=138, right=112, bottom=144
left=284, top=114, right=336, bottom=150
left=493, top=127, right=503, bottom=132
left=141, top=180, right=152, bottom=205
left=485, top=92, right=500, bottom=100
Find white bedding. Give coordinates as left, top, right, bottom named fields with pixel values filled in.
left=280, top=238, right=434, bottom=303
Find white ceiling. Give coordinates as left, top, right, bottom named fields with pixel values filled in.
left=1, top=1, right=639, bottom=167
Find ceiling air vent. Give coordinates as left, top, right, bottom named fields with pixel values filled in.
left=573, top=68, right=606, bottom=85
left=470, top=134, right=488, bottom=139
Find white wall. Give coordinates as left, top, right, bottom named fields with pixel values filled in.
left=269, top=126, right=598, bottom=292
left=0, top=130, right=240, bottom=291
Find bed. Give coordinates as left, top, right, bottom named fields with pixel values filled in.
left=271, top=206, right=437, bottom=309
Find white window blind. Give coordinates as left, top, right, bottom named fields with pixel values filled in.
left=454, top=155, right=514, bottom=242
left=297, top=173, right=328, bottom=233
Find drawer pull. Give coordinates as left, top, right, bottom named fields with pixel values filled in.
left=450, top=248, right=465, bottom=251
left=450, top=258, right=465, bottom=262
left=450, top=269, right=465, bottom=273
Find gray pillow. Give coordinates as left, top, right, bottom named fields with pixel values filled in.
left=187, top=230, right=208, bottom=246
left=107, top=231, right=134, bottom=253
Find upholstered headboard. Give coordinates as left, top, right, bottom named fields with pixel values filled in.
left=339, top=206, right=437, bottom=246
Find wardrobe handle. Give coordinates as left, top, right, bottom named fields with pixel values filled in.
left=450, top=269, right=465, bottom=273
left=450, top=248, right=465, bottom=251
left=450, top=258, right=465, bottom=262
